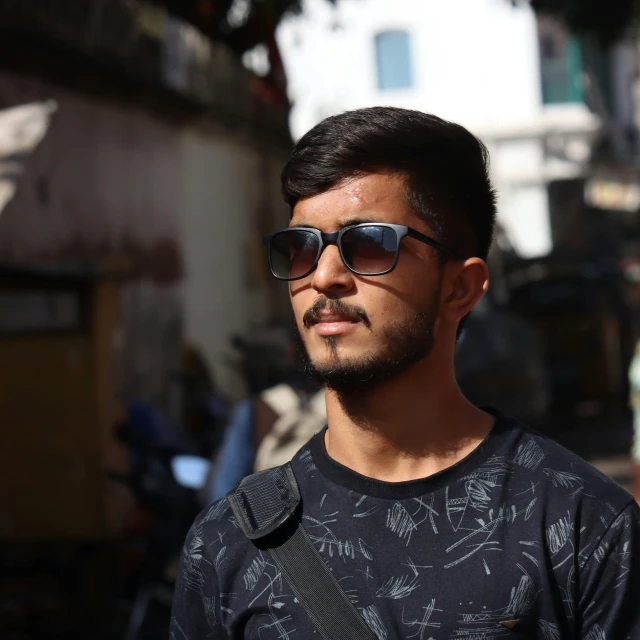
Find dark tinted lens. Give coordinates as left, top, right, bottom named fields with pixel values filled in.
left=270, top=230, right=319, bottom=279
left=341, top=226, right=398, bottom=274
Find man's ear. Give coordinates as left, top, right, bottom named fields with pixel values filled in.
left=441, top=258, right=489, bottom=325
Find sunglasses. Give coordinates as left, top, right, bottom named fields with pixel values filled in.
left=263, top=223, right=463, bottom=281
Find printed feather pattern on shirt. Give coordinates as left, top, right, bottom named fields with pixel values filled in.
left=360, top=605, right=388, bottom=639
left=170, top=424, right=639, bottom=639
left=538, top=620, right=561, bottom=640
left=514, top=438, right=546, bottom=471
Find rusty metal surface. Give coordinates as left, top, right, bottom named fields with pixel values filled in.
left=0, top=72, right=183, bottom=281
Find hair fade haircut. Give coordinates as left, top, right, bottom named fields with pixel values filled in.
left=281, top=106, right=497, bottom=262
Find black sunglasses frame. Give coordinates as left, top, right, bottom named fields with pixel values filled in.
left=263, top=223, right=464, bottom=282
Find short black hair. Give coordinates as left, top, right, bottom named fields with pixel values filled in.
left=281, top=106, right=497, bottom=261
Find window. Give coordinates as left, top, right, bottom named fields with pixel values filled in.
left=374, top=30, right=413, bottom=90
left=0, top=290, right=84, bottom=334
left=539, top=30, right=584, bottom=104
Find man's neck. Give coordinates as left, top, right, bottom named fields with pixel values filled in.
left=323, top=361, right=495, bottom=483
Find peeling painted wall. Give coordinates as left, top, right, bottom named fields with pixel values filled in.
left=0, top=71, right=183, bottom=280
left=0, top=71, right=291, bottom=403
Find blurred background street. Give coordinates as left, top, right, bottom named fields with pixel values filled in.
left=0, top=0, right=639, bottom=638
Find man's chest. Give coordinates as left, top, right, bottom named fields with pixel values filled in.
left=219, top=533, right=572, bottom=639
left=216, top=480, right=579, bottom=638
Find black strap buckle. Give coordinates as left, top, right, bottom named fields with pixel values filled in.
left=228, top=463, right=300, bottom=540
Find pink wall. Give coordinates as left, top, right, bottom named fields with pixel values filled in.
left=0, top=71, right=183, bottom=281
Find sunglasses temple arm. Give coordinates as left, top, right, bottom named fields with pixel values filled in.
left=407, top=229, right=463, bottom=260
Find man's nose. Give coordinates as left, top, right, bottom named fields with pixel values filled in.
left=310, top=244, right=354, bottom=294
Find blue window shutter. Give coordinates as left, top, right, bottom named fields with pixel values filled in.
left=566, top=37, right=584, bottom=103
left=375, top=31, right=413, bottom=90
left=541, top=35, right=584, bottom=104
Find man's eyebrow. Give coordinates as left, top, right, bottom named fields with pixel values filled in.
left=340, top=217, right=381, bottom=227
left=288, top=217, right=381, bottom=229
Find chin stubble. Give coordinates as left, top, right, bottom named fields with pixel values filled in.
left=294, top=302, right=438, bottom=396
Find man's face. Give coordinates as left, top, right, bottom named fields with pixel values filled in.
left=289, top=173, right=445, bottom=393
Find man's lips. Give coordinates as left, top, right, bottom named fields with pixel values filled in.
left=311, top=313, right=361, bottom=336
left=312, top=313, right=357, bottom=323
left=302, top=299, right=371, bottom=332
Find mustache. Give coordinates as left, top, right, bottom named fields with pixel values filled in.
left=303, top=297, right=371, bottom=329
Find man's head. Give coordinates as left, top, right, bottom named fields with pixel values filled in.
left=275, top=107, right=496, bottom=394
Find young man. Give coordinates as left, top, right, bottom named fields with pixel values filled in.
left=171, top=108, right=640, bottom=639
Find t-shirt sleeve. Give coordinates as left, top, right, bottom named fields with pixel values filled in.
left=578, top=500, right=640, bottom=639
left=170, top=518, right=223, bottom=639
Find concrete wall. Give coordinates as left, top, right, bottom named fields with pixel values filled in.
left=279, top=0, right=541, bottom=136
left=0, top=72, right=182, bottom=275
left=179, top=132, right=290, bottom=399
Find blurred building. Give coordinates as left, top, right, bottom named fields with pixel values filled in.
left=279, top=0, right=639, bottom=259
left=0, top=0, right=291, bottom=544
left=0, top=0, right=291, bottom=401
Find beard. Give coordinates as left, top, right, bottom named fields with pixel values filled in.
left=294, top=294, right=439, bottom=396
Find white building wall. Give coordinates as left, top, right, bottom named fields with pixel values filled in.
left=278, top=0, right=600, bottom=258
left=179, top=132, right=289, bottom=398
left=281, top=0, right=541, bottom=132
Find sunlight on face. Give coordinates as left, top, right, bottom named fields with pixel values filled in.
left=289, top=174, right=445, bottom=391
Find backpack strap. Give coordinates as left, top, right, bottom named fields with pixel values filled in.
left=228, top=463, right=378, bottom=640
left=227, top=463, right=301, bottom=540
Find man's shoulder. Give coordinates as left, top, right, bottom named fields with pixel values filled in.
left=189, top=496, right=248, bottom=550
left=500, top=420, right=635, bottom=530
left=191, top=460, right=309, bottom=549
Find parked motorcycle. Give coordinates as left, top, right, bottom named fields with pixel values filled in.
left=109, top=401, right=211, bottom=640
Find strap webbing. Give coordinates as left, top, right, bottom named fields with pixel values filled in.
left=228, top=464, right=377, bottom=640
left=268, top=520, right=377, bottom=640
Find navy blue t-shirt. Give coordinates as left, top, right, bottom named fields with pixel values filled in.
left=171, top=410, right=640, bottom=639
